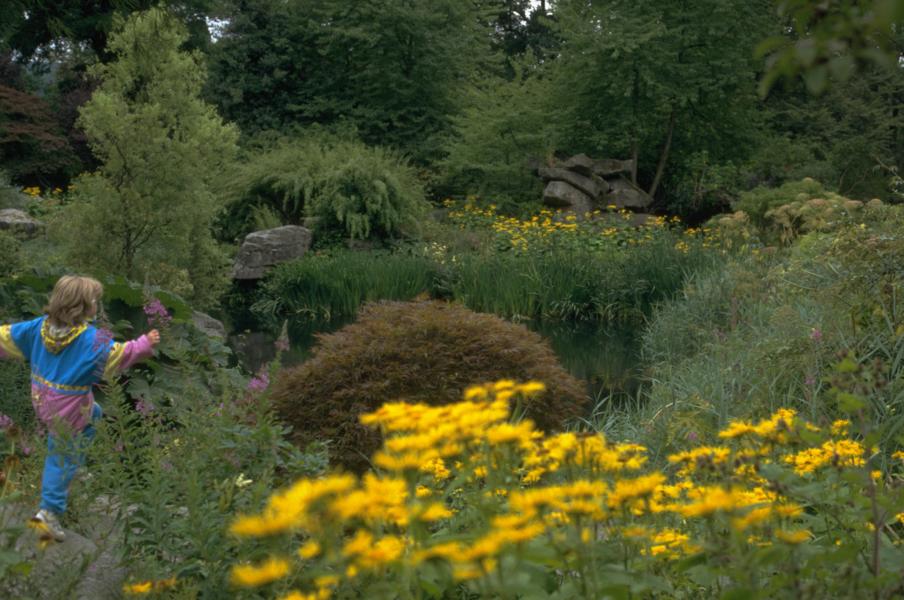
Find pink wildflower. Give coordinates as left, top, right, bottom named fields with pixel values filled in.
left=247, top=370, right=270, bottom=393
left=135, top=400, right=154, bottom=417
left=143, top=299, right=172, bottom=328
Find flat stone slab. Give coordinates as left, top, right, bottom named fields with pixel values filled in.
left=593, top=158, right=636, bottom=177
left=538, top=167, right=609, bottom=199
left=559, top=153, right=595, bottom=176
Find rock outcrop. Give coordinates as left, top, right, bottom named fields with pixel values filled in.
left=232, top=225, right=313, bottom=280
left=0, top=208, right=44, bottom=238
left=537, top=155, right=653, bottom=218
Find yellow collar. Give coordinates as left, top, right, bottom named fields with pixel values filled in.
left=41, top=320, right=88, bottom=354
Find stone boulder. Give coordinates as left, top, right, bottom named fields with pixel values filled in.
left=233, top=225, right=313, bottom=280
left=192, top=311, right=227, bottom=339
left=593, top=159, right=636, bottom=178
left=543, top=181, right=594, bottom=216
left=538, top=167, right=609, bottom=199
left=559, top=153, right=595, bottom=176
left=606, top=177, right=653, bottom=210
left=0, top=208, right=44, bottom=238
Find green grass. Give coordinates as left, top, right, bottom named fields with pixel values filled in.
left=636, top=211, right=904, bottom=460
left=252, top=250, right=438, bottom=328
left=449, top=235, right=715, bottom=323
left=252, top=234, right=716, bottom=335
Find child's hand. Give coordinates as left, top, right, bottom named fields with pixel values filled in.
left=148, top=330, right=161, bottom=346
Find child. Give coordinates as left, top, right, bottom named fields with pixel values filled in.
left=0, top=275, right=159, bottom=541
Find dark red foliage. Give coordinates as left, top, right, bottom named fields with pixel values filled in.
left=270, top=300, right=588, bottom=471
left=0, top=79, right=79, bottom=185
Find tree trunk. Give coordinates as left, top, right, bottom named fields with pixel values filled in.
left=648, top=110, right=676, bottom=199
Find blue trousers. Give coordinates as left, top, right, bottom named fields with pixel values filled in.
left=40, top=403, right=102, bottom=515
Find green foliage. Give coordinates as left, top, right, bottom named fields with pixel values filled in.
left=0, top=360, right=31, bottom=430
left=67, top=380, right=327, bottom=598
left=735, top=177, right=832, bottom=227
left=269, top=301, right=587, bottom=471
left=448, top=237, right=709, bottom=324
left=53, top=8, right=238, bottom=309
left=757, top=67, right=904, bottom=202
left=250, top=204, right=716, bottom=336
left=640, top=203, right=904, bottom=457
left=2, top=0, right=218, bottom=59
left=206, top=0, right=491, bottom=164
left=440, top=62, right=554, bottom=206
left=758, top=0, right=904, bottom=95
left=550, top=0, right=770, bottom=201
left=0, top=425, right=34, bottom=588
left=0, top=231, right=21, bottom=278
left=221, top=136, right=429, bottom=243
left=0, top=171, right=23, bottom=209
left=252, top=250, right=437, bottom=329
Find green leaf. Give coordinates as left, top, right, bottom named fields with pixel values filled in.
left=803, top=64, right=828, bottom=95
left=837, top=391, right=865, bottom=413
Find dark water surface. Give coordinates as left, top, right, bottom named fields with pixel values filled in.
left=233, top=318, right=642, bottom=400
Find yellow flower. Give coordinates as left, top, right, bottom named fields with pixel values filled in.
left=122, top=577, right=176, bottom=595
left=123, top=581, right=152, bottom=594
left=830, top=419, right=851, bottom=436
left=298, top=540, right=321, bottom=559
left=418, top=502, right=453, bottom=521
left=607, top=473, right=666, bottom=508
left=775, top=529, right=811, bottom=544
left=230, top=557, right=291, bottom=587
left=231, top=475, right=355, bottom=536
left=343, top=531, right=406, bottom=568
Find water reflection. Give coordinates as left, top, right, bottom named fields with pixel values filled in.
left=232, top=317, right=641, bottom=400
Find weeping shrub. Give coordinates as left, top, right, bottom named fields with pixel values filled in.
left=269, top=300, right=587, bottom=471
left=219, top=136, right=429, bottom=244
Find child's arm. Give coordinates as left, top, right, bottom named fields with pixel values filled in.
left=0, top=324, right=24, bottom=360
left=102, top=329, right=160, bottom=380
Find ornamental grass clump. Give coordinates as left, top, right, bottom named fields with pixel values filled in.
left=232, top=380, right=904, bottom=599
left=269, top=301, right=586, bottom=471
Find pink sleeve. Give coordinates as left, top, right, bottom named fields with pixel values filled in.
left=103, top=335, right=154, bottom=379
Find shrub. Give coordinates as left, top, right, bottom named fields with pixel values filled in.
left=269, top=301, right=587, bottom=470
left=220, top=136, right=429, bottom=244
left=0, top=232, right=21, bottom=278
left=734, top=177, right=831, bottom=228
left=0, top=360, right=31, bottom=430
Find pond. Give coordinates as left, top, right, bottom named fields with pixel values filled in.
left=231, top=317, right=643, bottom=402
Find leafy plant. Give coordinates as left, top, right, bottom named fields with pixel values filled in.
left=220, top=136, right=429, bottom=244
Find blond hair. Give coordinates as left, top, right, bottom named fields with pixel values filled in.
left=45, top=275, right=104, bottom=327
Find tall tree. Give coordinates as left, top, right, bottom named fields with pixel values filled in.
left=2, top=0, right=219, bottom=61
left=206, top=0, right=491, bottom=164
left=552, top=0, right=772, bottom=200
left=57, top=7, right=237, bottom=307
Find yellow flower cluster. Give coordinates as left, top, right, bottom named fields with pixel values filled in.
left=228, top=381, right=880, bottom=598
left=445, top=199, right=683, bottom=252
